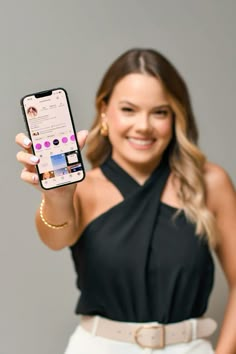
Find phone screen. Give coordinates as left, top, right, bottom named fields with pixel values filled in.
left=21, top=88, right=85, bottom=189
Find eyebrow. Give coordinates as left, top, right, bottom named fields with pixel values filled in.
left=119, top=100, right=171, bottom=110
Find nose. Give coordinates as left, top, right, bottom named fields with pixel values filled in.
left=134, top=114, right=152, bottom=132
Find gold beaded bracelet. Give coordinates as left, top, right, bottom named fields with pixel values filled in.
left=39, top=199, right=68, bottom=229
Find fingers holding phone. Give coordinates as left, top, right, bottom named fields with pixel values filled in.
left=15, top=132, right=40, bottom=186
left=16, top=129, right=88, bottom=189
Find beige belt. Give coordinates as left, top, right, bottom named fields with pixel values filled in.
left=80, top=315, right=217, bottom=349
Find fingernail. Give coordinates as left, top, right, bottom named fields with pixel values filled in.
left=23, top=137, right=31, bottom=146
left=32, top=175, right=38, bottom=182
left=30, top=156, right=39, bottom=163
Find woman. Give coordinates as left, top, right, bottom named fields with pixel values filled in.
left=16, top=48, right=236, bottom=353
left=27, top=106, right=38, bottom=117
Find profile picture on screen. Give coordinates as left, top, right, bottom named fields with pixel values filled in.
left=27, top=106, right=38, bottom=118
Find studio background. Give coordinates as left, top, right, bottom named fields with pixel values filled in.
left=0, top=1, right=235, bottom=353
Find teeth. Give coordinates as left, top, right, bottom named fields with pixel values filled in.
left=128, top=138, right=153, bottom=145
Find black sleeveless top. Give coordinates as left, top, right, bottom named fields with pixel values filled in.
left=70, top=156, right=214, bottom=324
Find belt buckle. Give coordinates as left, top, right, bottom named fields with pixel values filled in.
left=134, top=324, right=165, bottom=349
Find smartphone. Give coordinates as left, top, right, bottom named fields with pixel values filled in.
left=21, top=88, right=85, bottom=190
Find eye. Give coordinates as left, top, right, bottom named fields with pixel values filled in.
left=153, top=109, right=169, bottom=117
left=121, top=107, right=134, bottom=113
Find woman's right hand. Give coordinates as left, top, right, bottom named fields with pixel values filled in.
left=15, top=130, right=88, bottom=193
left=15, top=130, right=89, bottom=249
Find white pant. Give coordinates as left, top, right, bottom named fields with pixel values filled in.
left=64, top=324, right=215, bottom=354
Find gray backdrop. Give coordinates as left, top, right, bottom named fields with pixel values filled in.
left=1, top=1, right=235, bottom=353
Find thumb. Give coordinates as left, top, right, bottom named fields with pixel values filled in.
left=77, top=130, right=89, bottom=150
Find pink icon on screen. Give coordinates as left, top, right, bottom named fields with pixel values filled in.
left=44, top=141, right=51, bottom=148
left=70, top=134, right=75, bottom=141
left=35, top=143, right=42, bottom=150
left=62, top=137, right=68, bottom=143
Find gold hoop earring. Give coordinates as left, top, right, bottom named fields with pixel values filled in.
left=100, top=121, right=109, bottom=136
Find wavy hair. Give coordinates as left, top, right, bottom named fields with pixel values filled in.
left=86, top=48, right=217, bottom=247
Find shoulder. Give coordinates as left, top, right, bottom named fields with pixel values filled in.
left=204, top=162, right=232, bottom=189
left=72, top=165, right=125, bottom=236
left=74, top=166, right=123, bottom=226
left=75, top=167, right=108, bottom=198
left=73, top=167, right=111, bottom=233
left=204, top=161, right=236, bottom=215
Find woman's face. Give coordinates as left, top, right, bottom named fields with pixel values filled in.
left=103, top=73, right=173, bottom=174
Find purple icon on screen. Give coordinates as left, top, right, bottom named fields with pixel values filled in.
left=53, top=139, right=59, bottom=146
left=44, top=141, right=51, bottom=148
left=35, top=143, right=42, bottom=150
left=62, top=137, right=68, bottom=143
left=70, top=134, right=75, bottom=141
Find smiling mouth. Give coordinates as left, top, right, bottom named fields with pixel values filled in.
left=127, top=137, right=155, bottom=147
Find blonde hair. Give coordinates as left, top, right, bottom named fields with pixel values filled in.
left=86, top=48, right=217, bottom=247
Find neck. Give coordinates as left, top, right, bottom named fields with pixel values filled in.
left=111, top=155, right=162, bottom=185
